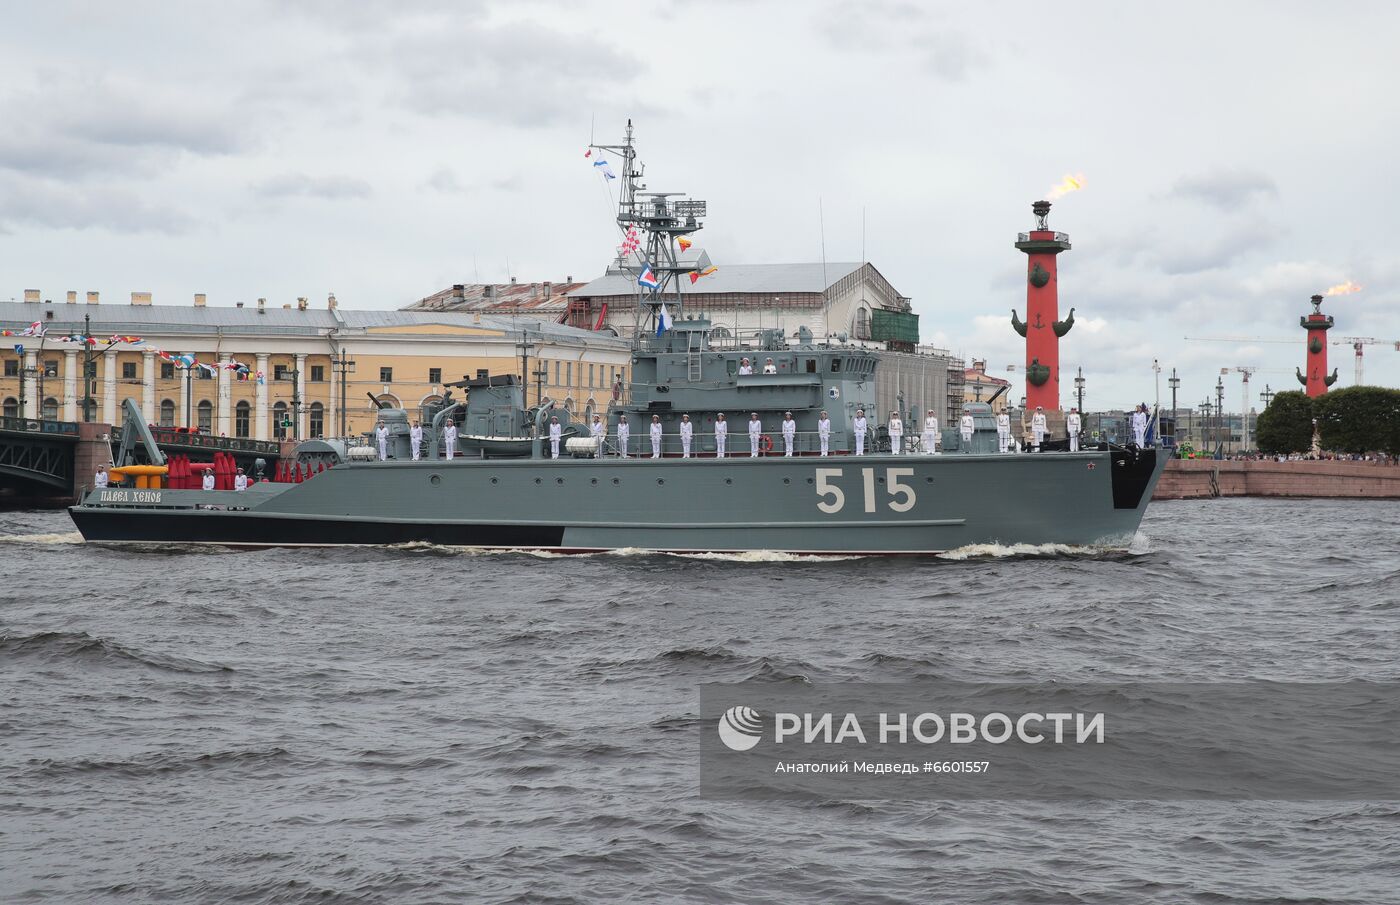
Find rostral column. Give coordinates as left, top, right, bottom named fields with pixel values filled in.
left=1297, top=294, right=1338, bottom=397
left=1012, top=200, right=1074, bottom=410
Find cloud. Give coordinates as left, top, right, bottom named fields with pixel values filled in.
left=1156, top=223, right=1274, bottom=275
left=424, top=168, right=469, bottom=193
left=0, top=73, right=249, bottom=180
left=820, top=1, right=988, bottom=81
left=0, top=173, right=194, bottom=234
left=1169, top=169, right=1278, bottom=210
left=252, top=172, right=372, bottom=200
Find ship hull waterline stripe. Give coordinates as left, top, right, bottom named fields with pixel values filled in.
left=72, top=510, right=967, bottom=530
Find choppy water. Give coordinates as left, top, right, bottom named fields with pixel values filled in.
left=2, top=498, right=1399, bottom=905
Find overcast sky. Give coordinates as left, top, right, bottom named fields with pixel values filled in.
left=2, top=1, right=1397, bottom=409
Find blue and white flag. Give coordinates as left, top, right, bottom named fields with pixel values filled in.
left=593, top=158, right=616, bottom=180
left=175, top=353, right=196, bottom=368
left=655, top=304, right=672, bottom=337
left=637, top=266, right=660, bottom=289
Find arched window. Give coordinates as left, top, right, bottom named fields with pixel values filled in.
left=374, top=393, right=401, bottom=410
left=235, top=401, right=250, bottom=438
left=309, top=402, right=324, bottom=438
left=2, top=397, right=17, bottom=419
left=159, top=399, right=175, bottom=427
left=272, top=402, right=289, bottom=439
left=43, top=397, right=59, bottom=420
left=563, top=396, right=575, bottom=413
left=197, top=400, right=213, bottom=433
left=855, top=307, right=871, bottom=340
left=710, top=326, right=731, bottom=339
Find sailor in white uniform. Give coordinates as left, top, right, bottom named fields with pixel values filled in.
left=996, top=410, right=1011, bottom=454
left=679, top=414, right=693, bottom=458
left=234, top=468, right=249, bottom=492
left=781, top=412, right=796, bottom=456
left=590, top=414, right=606, bottom=457
left=1031, top=406, right=1048, bottom=452
left=1131, top=404, right=1148, bottom=448
left=1067, top=407, right=1082, bottom=453
left=817, top=410, right=831, bottom=457
left=922, top=409, right=939, bottom=455
left=375, top=421, right=389, bottom=460
left=202, top=468, right=216, bottom=491
left=548, top=416, right=562, bottom=459
left=714, top=413, right=728, bottom=458
left=853, top=409, right=868, bottom=456
left=94, top=466, right=109, bottom=489
left=649, top=415, right=663, bottom=458
left=616, top=414, right=630, bottom=458
left=738, top=358, right=753, bottom=376
left=442, top=419, right=458, bottom=459
left=410, top=421, right=423, bottom=460
left=888, top=411, right=904, bottom=455
left=748, top=413, right=763, bottom=457
left=959, top=412, right=975, bottom=453
left=762, top=358, right=778, bottom=375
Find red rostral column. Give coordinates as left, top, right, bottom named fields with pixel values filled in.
left=1012, top=200, right=1074, bottom=411
left=1298, top=294, right=1338, bottom=397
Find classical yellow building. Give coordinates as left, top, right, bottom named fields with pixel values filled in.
left=0, top=291, right=631, bottom=440
left=963, top=359, right=1011, bottom=413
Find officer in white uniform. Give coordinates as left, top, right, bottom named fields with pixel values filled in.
left=888, top=411, right=904, bottom=455
left=375, top=421, right=389, bottom=461
left=616, top=414, right=630, bottom=458
left=234, top=468, right=249, bottom=492
left=443, top=419, right=458, bottom=459
left=959, top=412, right=975, bottom=453
left=1067, top=407, right=1082, bottom=452
left=1131, top=404, right=1148, bottom=448
left=817, top=410, right=831, bottom=457
left=738, top=358, right=753, bottom=376
left=649, top=415, right=663, bottom=458
left=410, top=421, right=423, bottom=461
left=853, top=409, right=868, bottom=455
left=714, top=413, right=728, bottom=458
left=780, top=412, right=797, bottom=456
left=762, top=358, right=778, bottom=375
left=923, top=409, right=939, bottom=455
left=94, top=466, right=109, bottom=489
left=996, top=410, right=1011, bottom=454
left=679, top=414, right=693, bottom=458
left=748, top=413, right=763, bottom=457
left=202, top=468, right=216, bottom=491
left=1031, top=406, right=1048, bottom=452
left=590, top=414, right=606, bottom=457
left=548, top=416, right=562, bottom=459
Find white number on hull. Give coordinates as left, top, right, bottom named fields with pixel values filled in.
left=813, top=468, right=918, bottom=515
left=815, top=468, right=845, bottom=513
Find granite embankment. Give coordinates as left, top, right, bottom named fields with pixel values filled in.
left=1153, top=458, right=1400, bottom=500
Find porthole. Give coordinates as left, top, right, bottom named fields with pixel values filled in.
left=612, top=478, right=620, bottom=485
left=725, top=478, right=733, bottom=485
left=877, top=476, right=885, bottom=484
left=806, top=477, right=814, bottom=484
left=556, top=477, right=565, bottom=485
left=783, top=478, right=791, bottom=485
left=490, top=477, right=499, bottom=485
left=429, top=474, right=442, bottom=486
left=925, top=477, right=934, bottom=484
left=657, top=478, right=665, bottom=485
left=534, top=477, right=542, bottom=485
left=591, top=478, right=599, bottom=485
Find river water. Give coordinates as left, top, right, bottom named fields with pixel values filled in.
left=2, top=498, right=1398, bottom=904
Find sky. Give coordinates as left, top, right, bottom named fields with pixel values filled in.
left=1, top=0, right=1397, bottom=411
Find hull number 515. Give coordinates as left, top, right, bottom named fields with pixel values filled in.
left=814, top=467, right=915, bottom=514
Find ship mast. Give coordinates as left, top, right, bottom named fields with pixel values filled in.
left=589, top=120, right=706, bottom=340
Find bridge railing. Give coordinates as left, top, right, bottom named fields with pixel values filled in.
left=115, top=427, right=284, bottom=456
left=0, top=416, right=80, bottom=436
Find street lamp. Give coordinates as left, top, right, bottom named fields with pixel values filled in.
left=1215, top=377, right=1226, bottom=457
left=1074, top=367, right=1085, bottom=414
left=1152, top=359, right=1161, bottom=414
left=1167, top=368, right=1180, bottom=443
left=276, top=365, right=302, bottom=441
left=331, top=353, right=356, bottom=437
left=1260, top=384, right=1275, bottom=409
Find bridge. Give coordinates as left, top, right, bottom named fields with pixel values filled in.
left=0, top=415, right=293, bottom=506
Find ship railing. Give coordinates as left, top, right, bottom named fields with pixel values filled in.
left=596, top=429, right=870, bottom=457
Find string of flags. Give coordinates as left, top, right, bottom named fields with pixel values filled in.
left=1, top=322, right=265, bottom=383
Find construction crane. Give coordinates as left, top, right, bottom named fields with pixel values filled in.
left=1335, top=337, right=1400, bottom=386
left=1232, top=366, right=1257, bottom=451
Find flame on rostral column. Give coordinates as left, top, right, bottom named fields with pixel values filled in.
left=1324, top=280, right=1362, bottom=296
left=1045, top=173, right=1086, bottom=201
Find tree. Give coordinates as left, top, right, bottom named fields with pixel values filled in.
left=1312, top=386, right=1400, bottom=455
left=1254, top=390, right=1314, bottom=455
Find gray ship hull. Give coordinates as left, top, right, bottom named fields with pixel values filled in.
left=69, top=448, right=1166, bottom=554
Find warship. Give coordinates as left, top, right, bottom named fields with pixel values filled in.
left=68, top=126, right=1166, bottom=554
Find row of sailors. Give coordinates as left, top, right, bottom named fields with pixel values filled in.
left=377, top=420, right=459, bottom=461
left=94, top=464, right=249, bottom=491
left=560, top=410, right=972, bottom=459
